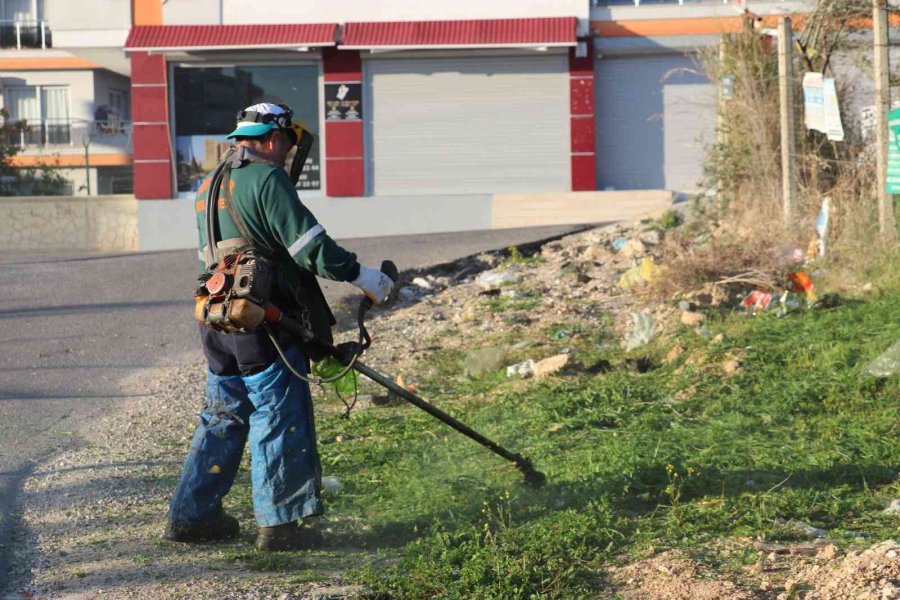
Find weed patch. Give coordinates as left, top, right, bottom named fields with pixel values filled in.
left=216, top=288, right=900, bottom=598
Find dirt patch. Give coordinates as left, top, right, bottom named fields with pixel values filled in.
left=796, top=540, right=899, bottom=599
left=606, top=549, right=759, bottom=600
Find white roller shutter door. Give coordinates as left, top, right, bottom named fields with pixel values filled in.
left=366, top=55, right=570, bottom=195
left=595, top=54, right=715, bottom=192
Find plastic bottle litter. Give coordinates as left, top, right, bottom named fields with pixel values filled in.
left=476, top=270, right=519, bottom=290
left=624, top=312, right=655, bottom=351
left=506, top=359, right=536, bottom=378
left=863, top=341, right=900, bottom=378
left=611, top=237, right=628, bottom=252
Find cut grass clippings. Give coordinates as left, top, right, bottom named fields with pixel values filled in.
left=235, top=290, right=899, bottom=599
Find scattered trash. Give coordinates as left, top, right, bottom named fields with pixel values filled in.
left=476, top=270, right=519, bottom=290
left=776, top=291, right=806, bottom=316
left=789, top=271, right=817, bottom=302
left=506, top=359, right=536, bottom=378
left=322, top=476, right=343, bottom=494
left=397, top=286, right=419, bottom=302
left=624, top=312, right=655, bottom=351
left=618, top=257, right=666, bottom=289
left=452, top=265, right=479, bottom=283
left=741, top=289, right=775, bottom=314
left=411, top=276, right=433, bottom=290
left=533, top=354, right=571, bottom=379
left=640, top=230, right=661, bottom=246
left=785, top=519, right=828, bottom=539
left=754, top=541, right=828, bottom=557
left=863, top=342, right=900, bottom=378
left=395, top=374, right=417, bottom=393
left=611, top=237, right=628, bottom=252
left=680, top=311, right=705, bottom=327
left=882, top=499, right=900, bottom=515
left=811, top=196, right=831, bottom=260
left=678, top=300, right=692, bottom=312
left=463, top=346, right=508, bottom=377
left=553, top=326, right=581, bottom=340
left=619, top=238, right=647, bottom=259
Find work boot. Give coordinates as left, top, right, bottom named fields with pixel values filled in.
left=255, top=521, right=324, bottom=552
left=165, top=512, right=240, bottom=543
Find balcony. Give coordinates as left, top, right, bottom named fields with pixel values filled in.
left=1, top=118, right=132, bottom=152
left=0, top=19, right=51, bottom=49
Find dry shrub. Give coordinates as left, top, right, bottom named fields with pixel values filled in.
left=650, top=219, right=798, bottom=303
left=655, top=7, right=897, bottom=301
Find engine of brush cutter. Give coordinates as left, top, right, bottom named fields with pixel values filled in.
left=194, top=250, right=278, bottom=333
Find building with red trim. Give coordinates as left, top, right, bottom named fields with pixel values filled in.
left=2, top=0, right=813, bottom=243
left=124, top=3, right=595, bottom=202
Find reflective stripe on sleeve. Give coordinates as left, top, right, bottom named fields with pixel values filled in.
left=287, top=224, right=325, bottom=257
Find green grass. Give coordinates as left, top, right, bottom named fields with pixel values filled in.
left=483, top=291, right=542, bottom=314
left=226, top=289, right=900, bottom=598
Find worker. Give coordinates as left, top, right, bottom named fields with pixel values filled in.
left=165, top=102, right=393, bottom=551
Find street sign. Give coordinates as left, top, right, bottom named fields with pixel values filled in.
left=886, top=108, right=900, bottom=194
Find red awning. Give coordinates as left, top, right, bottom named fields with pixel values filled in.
left=125, top=24, right=337, bottom=52
left=341, top=17, right=577, bottom=50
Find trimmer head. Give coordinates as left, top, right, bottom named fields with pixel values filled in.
left=516, top=458, right=547, bottom=488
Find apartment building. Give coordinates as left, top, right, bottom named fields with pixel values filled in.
left=0, top=0, right=133, bottom=195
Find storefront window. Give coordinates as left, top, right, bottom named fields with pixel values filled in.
left=172, top=64, right=320, bottom=193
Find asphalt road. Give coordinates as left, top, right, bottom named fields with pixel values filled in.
left=0, top=224, right=591, bottom=591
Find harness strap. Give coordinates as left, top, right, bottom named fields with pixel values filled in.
left=204, top=145, right=282, bottom=268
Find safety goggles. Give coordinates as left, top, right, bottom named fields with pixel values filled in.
left=236, top=103, right=295, bottom=131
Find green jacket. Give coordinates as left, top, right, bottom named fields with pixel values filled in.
left=194, top=159, right=360, bottom=290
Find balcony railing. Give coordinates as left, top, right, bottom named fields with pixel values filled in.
left=1, top=118, right=132, bottom=151
left=0, top=19, right=51, bottom=49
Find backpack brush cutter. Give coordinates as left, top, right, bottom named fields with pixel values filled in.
left=195, top=257, right=546, bottom=488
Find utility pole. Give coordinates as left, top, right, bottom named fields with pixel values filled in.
left=874, top=0, right=897, bottom=240
left=778, top=16, right=796, bottom=225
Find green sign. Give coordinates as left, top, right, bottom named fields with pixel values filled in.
left=887, top=108, right=900, bottom=194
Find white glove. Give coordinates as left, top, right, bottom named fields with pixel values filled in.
left=352, top=265, right=394, bottom=304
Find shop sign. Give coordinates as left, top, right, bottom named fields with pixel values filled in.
left=325, top=83, right=362, bottom=121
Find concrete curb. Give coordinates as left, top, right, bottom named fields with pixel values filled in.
left=1, top=190, right=673, bottom=253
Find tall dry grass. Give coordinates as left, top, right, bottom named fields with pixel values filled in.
left=655, top=12, right=897, bottom=300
